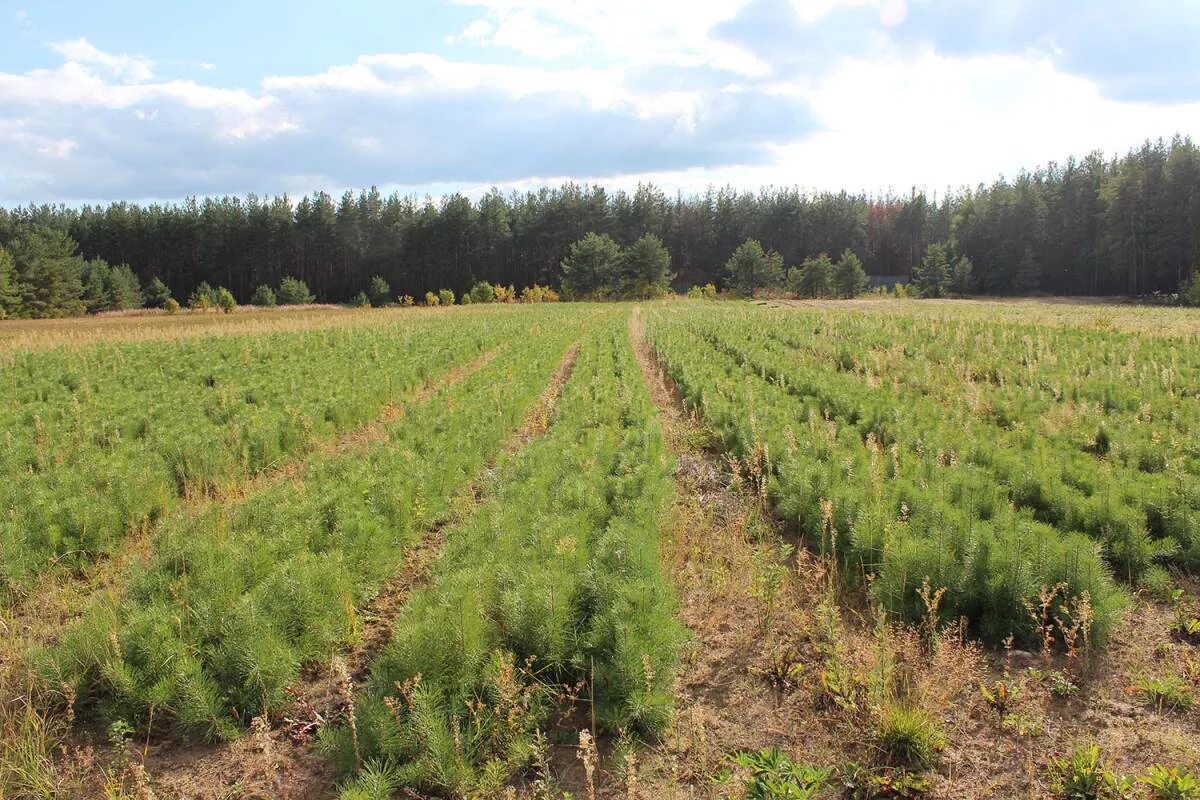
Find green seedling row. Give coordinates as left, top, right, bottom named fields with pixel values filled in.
left=1, top=309, right=532, bottom=595
left=645, top=304, right=1131, bottom=647
left=334, top=316, right=683, bottom=797
left=36, top=308, right=591, bottom=740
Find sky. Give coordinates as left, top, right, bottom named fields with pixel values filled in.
left=2, top=0, right=1199, bottom=206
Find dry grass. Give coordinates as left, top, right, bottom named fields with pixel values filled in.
left=768, top=296, right=1200, bottom=338
left=0, top=303, right=519, bottom=353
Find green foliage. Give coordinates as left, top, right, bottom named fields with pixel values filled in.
left=423, top=290, right=439, bottom=307
left=978, top=679, right=1021, bottom=716
left=437, top=288, right=455, bottom=306
left=560, top=232, right=672, bottom=299
left=725, top=239, right=785, bottom=296
left=642, top=303, right=1162, bottom=648
left=788, top=253, right=835, bottom=298
left=188, top=281, right=217, bottom=310
left=834, top=249, right=868, bottom=298
left=368, top=275, right=391, bottom=307
left=1048, top=744, right=1135, bottom=800
left=213, top=286, right=237, bottom=313
left=1134, top=675, right=1195, bottom=712
left=729, top=748, right=831, bottom=799
left=950, top=255, right=974, bottom=296
left=561, top=232, right=622, bottom=299
left=5, top=226, right=86, bottom=318
left=468, top=281, right=496, bottom=304
left=618, top=233, right=674, bottom=299
left=41, top=309, right=585, bottom=741
left=142, top=277, right=173, bottom=309
left=0, top=247, right=18, bottom=318
left=913, top=243, right=950, bottom=298
left=347, top=324, right=683, bottom=793
left=1140, top=765, right=1200, bottom=800
left=251, top=284, right=277, bottom=307
left=276, top=276, right=315, bottom=305
left=874, top=706, right=945, bottom=768
left=80, top=260, right=143, bottom=312
left=838, top=763, right=933, bottom=799
left=351, top=291, right=371, bottom=308
left=163, top=297, right=180, bottom=314
left=1182, top=273, right=1200, bottom=307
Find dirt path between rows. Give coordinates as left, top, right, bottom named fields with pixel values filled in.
left=139, top=342, right=580, bottom=800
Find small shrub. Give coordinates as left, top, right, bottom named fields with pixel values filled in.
left=424, top=291, right=439, bottom=307
left=164, top=297, right=181, bottom=314
left=277, top=276, right=315, bottom=305
left=1141, top=765, right=1200, bottom=800
left=368, top=276, right=390, bottom=307
left=398, top=294, right=414, bottom=307
left=350, top=292, right=371, bottom=308
left=875, top=706, right=945, bottom=768
left=468, top=281, right=495, bottom=304
left=214, top=286, right=237, bottom=313
left=493, top=283, right=516, bottom=303
left=251, top=284, right=277, bottom=307
left=1140, top=566, right=1177, bottom=602
left=520, top=284, right=559, bottom=303
left=1048, top=745, right=1134, bottom=800
left=188, top=281, right=216, bottom=310
left=437, top=288, right=455, bottom=306
left=142, top=276, right=174, bottom=308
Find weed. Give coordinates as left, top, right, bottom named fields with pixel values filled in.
left=729, top=748, right=831, bottom=800
left=979, top=678, right=1021, bottom=717
left=838, top=763, right=933, bottom=799
left=1134, top=675, right=1195, bottom=712
left=1140, top=765, right=1200, bottom=800
left=1048, top=744, right=1136, bottom=800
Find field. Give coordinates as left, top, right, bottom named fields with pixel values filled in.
left=2, top=299, right=1199, bottom=800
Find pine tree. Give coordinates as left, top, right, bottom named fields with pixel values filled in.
left=560, top=232, right=622, bottom=299
left=788, top=253, right=834, bottom=298
left=618, top=233, right=673, bottom=298
left=1013, top=246, right=1042, bottom=294
left=950, top=255, right=974, bottom=296
left=833, top=249, right=868, bottom=298
left=143, top=277, right=174, bottom=308
left=724, top=239, right=784, bottom=296
left=914, top=243, right=950, bottom=298
left=0, top=247, right=19, bottom=318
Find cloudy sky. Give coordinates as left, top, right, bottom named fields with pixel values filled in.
left=1, top=0, right=1198, bottom=206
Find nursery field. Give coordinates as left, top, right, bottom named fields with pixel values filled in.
left=2, top=299, right=1199, bottom=800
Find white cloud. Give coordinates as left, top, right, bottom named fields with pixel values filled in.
left=1, top=3, right=1198, bottom=205
left=452, top=0, right=769, bottom=76
left=50, top=38, right=156, bottom=83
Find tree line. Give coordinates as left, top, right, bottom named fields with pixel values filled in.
left=1, top=136, right=1199, bottom=317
